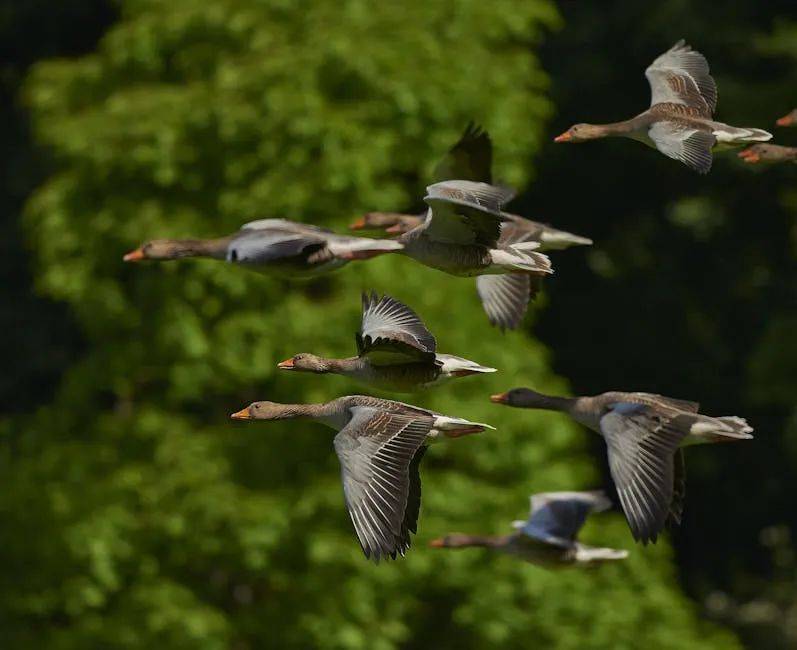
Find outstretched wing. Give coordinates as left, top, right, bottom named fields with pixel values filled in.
left=645, top=40, right=717, bottom=117
left=423, top=180, right=514, bottom=247
left=476, top=274, right=536, bottom=330
left=432, top=122, right=494, bottom=184
left=600, top=402, right=688, bottom=544
left=333, top=407, right=433, bottom=562
left=648, top=122, right=715, bottom=174
left=517, top=491, right=612, bottom=548
left=356, top=292, right=436, bottom=365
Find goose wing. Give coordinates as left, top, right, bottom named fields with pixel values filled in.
left=645, top=40, right=717, bottom=117
left=356, top=292, right=436, bottom=365
left=422, top=180, right=514, bottom=247
left=600, top=402, right=688, bottom=544
left=333, top=406, right=433, bottom=562
left=432, top=122, right=494, bottom=184
left=648, top=121, right=715, bottom=174
left=516, top=491, right=612, bottom=548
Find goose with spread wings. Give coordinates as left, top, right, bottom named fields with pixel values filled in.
left=351, top=124, right=590, bottom=329
left=278, top=292, right=495, bottom=392
left=554, top=40, right=772, bottom=173
left=231, top=395, right=493, bottom=562
left=123, top=218, right=402, bottom=276
left=430, top=490, right=628, bottom=566
left=371, top=180, right=553, bottom=329
left=490, top=388, right=753, bottom=544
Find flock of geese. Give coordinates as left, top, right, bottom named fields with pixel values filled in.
left=123, top=41, right=765, bottom=566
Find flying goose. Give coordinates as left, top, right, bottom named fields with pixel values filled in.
left=360, top=180, right=553, bottom=329
left=351, top=124, right=590, bottom=329
left=429, top=490, right=628, bottom=566
left=123, top=219, right=402, bottom=276
left=278, top=292, right=496, bottom=392
left=776, top=109, right=797, bottom=127
left=230, top=395, right=493, bottom=562
left=554, top=40, right=772, bottom=173
left=490, top=388, right=753, bottom=544
left=738, top=143, right=797, bottom=165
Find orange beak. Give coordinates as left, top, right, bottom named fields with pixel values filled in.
left=738, top=149, right=760, bottom=164
left=776, top=114, right=795, bottom=127
left=553, top=131, right=572, bottom=143
left=277, top=358, right=295, bottom=369
left=230, top=407, right=251, bottom=420
left=428, top=538, right=445, bottom=548
left=349, top=217, right=366, bottom=230
left=123, top=247, right=146, bottom=262
left=490, top=392, right=509, bottom=404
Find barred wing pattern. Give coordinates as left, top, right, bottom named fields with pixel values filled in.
left=333, top=406, right=433, bottom=562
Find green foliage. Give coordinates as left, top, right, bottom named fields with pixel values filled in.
left=2, top=0, right=740, bottom=647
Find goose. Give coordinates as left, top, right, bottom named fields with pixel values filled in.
left=123, top=218, right=402, bottom=276
left=738, top=143, right=797, bottom=165
left=554, top=40, right=772, bottom=173
left=776, top=109, right=797, bottom=127
left=489, top=388, right=753, bottom=544
left=230, top=395, right=493, bottom=562
left=369, top=180, right=553, bottom=330
left=351, top=211, right=592, bottom=250
left=429, top=490, right=628, bottom=566
left=278, top=292, right=496, bottom=392
left=351, top=124, right=590, bottom=329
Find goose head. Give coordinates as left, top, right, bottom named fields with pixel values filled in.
left=776, top=109, right=797, bottom=127
left=490, top=387, right=552, bottom=408
left=230, top=401, right=303, bottom=420
left=738, top=144, right=794, bottom=164
left=554, top=123, right=606, bottom=143
left=277, top=353, right=331, bottom=373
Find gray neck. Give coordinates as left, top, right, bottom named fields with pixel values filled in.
left=449, top=535, right=507, bottom=549
left=598, top=117, right=645, bottom=138
left=516, top=391, right=575, bottom=412
left=325, top=357, right=367, bottom=375
left=167, top=237, right=231, bottom=259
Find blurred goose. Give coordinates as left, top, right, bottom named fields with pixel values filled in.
left=776, top=109, right=797, bottom=127
left=429, top=490, right=628, bottom=566
left=554, top=40, right=772, bottom=173
left=230, top=395, right=493, bottom=562
left=738, top=143, right=797, bottom=165
left=490, top=388, right=753, bottom=544
left=279, top=292, right=495, bottom=392
left=123, top=219, right=402, bottom=276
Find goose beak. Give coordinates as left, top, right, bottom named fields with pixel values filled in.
left=230, top=407, right=251, bottom=420
left=277, top=358, right=295, bottom=369
left=738, top=149, right=760, bottom=164
left=123, top=247, right=146, bottom=262
left=428, top=538, right=445, bottom=548
left=349, top=217, right=366, bottom=230
left=776, top=114, right=794, bottom=127
left=553, top=131, right=572, bottom=143
left=490, top=392, right=509, bottom=404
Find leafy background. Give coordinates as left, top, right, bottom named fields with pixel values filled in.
left=1, top=0, right=796, bottom=648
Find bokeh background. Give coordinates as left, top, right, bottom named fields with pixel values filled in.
left=2, top=1, right=797, bottom=648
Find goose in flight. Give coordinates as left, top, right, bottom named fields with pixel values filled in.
left=430, top=490, right=628, bottom=566
left=278, top=292, right=495, bottom=392
left=554, top=40, right=772, bottom=173
left=490, top=388, right=753, bottom=544
left=231, top=395, right=493, bottom=562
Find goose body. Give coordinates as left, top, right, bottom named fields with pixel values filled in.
left=430, top=491, right=628, bottom=567
left=123, top=218, right=402, bottom=276
left=490, top=388, right=753, bottom=544
left=279, top=293, right=496, bottom=393
left=555, top=40, right=772, bottom=173
left=231, top=395, right=493, bottom=562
